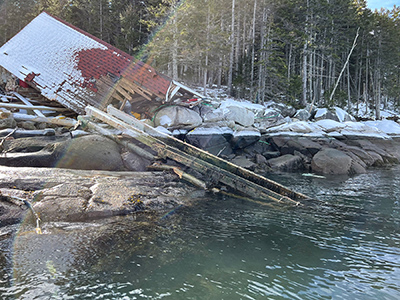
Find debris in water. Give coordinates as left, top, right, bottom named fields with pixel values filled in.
left=302, top=173, right=326, bottom=179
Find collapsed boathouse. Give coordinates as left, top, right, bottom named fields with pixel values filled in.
left=0, top=11, right=202, bottom=116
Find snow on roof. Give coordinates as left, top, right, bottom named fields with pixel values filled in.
left=0, top=12, right=172, bottom=114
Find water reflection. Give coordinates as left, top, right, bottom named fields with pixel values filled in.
left=1, top=167, right=400, bottom=299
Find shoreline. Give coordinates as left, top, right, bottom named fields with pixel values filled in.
left=0, top=132, right=399, bottom=232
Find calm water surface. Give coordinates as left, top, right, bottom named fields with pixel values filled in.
left=1, top=166, right=399, bottom=299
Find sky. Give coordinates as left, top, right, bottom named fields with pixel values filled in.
left=367, top=0, right=399, bottom=10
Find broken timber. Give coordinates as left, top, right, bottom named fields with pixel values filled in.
left=84, top=105, right=310, bottom=206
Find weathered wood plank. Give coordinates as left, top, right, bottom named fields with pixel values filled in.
left=12, top=92, right=46, bottom=117
left=147, top=163, right=207, bottom=189
left=115, top=86, right=133, bottom=102
left=0, top=102, right=69, bottom=112
left=13, top=113, right=77, bottom=127
left=119, top=78, right=153, bottom=101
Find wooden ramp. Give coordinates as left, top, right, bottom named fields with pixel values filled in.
left=83, top=105, right=311, bottom=206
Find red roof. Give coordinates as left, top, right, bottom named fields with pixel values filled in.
left=0, top=12, right=172, bottom=113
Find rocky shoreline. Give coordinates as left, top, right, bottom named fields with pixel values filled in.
left=1, top=96, right=400, bottom=233
left=1, top=132, right=399, bottom=235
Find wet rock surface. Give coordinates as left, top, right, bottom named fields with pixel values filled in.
left=0, top=134, right=126, bottom=171
left=0, top=166, right=197, bottom=228
left=265, top=136, right=400, bottom=175
left=311, top=148, right=353, bottom=175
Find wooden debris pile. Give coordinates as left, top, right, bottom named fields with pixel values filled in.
left=0, top=85, right=78, bottom=128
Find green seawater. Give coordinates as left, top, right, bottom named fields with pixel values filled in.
left=1, top=166, right=399, bottom=299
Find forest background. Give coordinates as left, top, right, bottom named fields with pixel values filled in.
left=1, top=0, right=399, bottom=119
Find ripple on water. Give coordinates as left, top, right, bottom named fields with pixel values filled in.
left=0, top=168, right=400, bottom=299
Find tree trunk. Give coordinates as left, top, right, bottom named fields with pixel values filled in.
left=228, top=0, right=235, bottom=96
left=329, top=28, right=359, bottom=104
left=375, top=33, right=382, bottom=120
left=250, top=0, right=257, bottom=101
left=172, top=17, right=179, bottom=80
left=203, top=4, right=211, bottom=95
left=302, top=43, right=308, bottom=107
left=347, top=62, right=351, bottom=112
left=258, top=6, right=267, bottom=104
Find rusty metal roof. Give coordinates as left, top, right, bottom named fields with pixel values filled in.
left=0, top=12, right=174, bottom=114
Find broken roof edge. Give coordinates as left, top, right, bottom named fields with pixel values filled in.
left=165, top=80, right=205, bottom=102
left=173, top=81, right=204, bottom=99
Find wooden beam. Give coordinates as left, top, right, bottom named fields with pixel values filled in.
left=168, top=84, right=180, bottom=101
left=12, top=92, right=46, bottom=117
left=121, top=77, right=153, bottom=97
left=115, top=86, right=133, bottom=102
left=147, top=163, right=207, bottom=189
left=119, top=78, right=153, bottom=101
left=12, top=113, right=77, bottom=127
left=172, top=80, right=204, bottom=98
left=95, top=74, right=120, bottom=109
left=0, top=102, right=69, bottom=112
left=111, top=91, right=125, bottom=103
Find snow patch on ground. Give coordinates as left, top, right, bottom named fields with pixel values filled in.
left=188, top=127, right=234, bottom=135
left=314, top=108, right=328, bottom=119
left=233, top=130, right=261, bottom=137
left=314, top=119, right=346, bottom=132
left=219, top=98, right=265, bottom=114
left=363, top=120, right=400, bottom=135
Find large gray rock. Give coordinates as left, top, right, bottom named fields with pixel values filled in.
left=121, top=151, right=151, bottom=172
left=0, top=111, right=16, bottom=129
left=198, top=105, right=225, bottom=123
left=268, top=154, right=304, bottom=172
left=314, top=108, right=340, bottom=122
left=372, top=138, right=400, bottom=161
left=223, top=106, right=255, bottom=127
left=344, top=146, right=375, bottom=167
left=270, top=136, right=322, bottom=158
left=254, top=110, right=285, bottom=132
left=294, top=109, right=311, bottom=121
left=56, top=135, right=125, bottom=171
left=0, top=135, right=125, bottom=171
left=279, top=138, right=322, bottom=157
left=266, top=121, right=314, bottom=134
left=334, top=107, right=355, bottom=122
left=0, top=167, right=195, bottom=225
left=231, top=129, right=261, bottom=149
left=266, top=103, right=296, bottom=118
left=154, top=106, right=202, bottom=130
left=185, top=127, right=233, bottom=156
left=231, top=156, right=256, bottom=170
left=346, top=139, right=398, bottom=165
left=311, top=148, right=352, bottom=175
